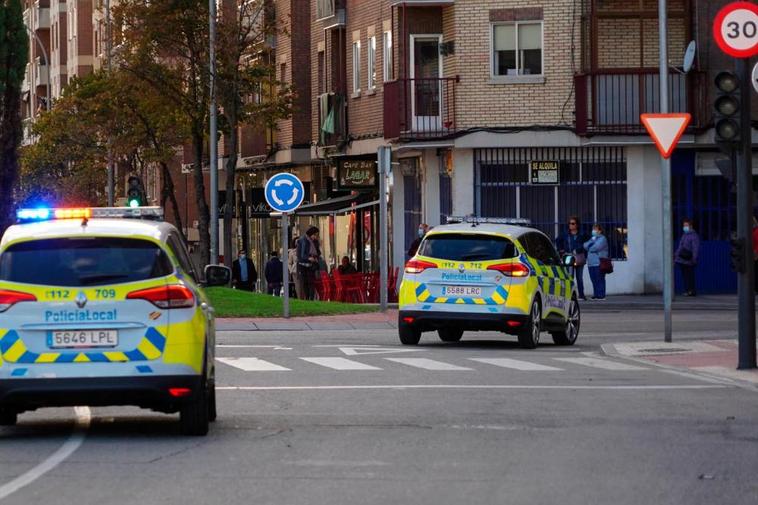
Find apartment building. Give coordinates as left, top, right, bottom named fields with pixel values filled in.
left=306, top=0, right=756, bottom=295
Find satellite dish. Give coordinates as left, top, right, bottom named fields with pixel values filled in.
left=682, top=41, right=697, bottom=73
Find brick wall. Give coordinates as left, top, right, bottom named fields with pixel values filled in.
left=453, top=0, right=580, bottom=129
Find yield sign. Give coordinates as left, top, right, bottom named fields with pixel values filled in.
left=640, top=113, right=692, bottom=159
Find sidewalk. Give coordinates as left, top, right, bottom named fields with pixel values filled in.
left=582, top=294, right=736, bottom=311
left=604, top=339, right=758, bottom=389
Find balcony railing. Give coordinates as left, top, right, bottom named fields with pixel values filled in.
left=384, top=77, right=458, bottom=141
left=575, top=69, right=707, bottom=135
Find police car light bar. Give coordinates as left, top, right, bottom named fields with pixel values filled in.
left=16, top=207, right=164, bottom=223
left=446, top=216, right=532, bottom=226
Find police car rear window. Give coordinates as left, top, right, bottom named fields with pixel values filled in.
left=0, top=238, right=174, bottom=287
left=419, top=234, right=517, bottom=262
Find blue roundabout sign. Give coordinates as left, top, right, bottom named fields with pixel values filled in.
left=265, top=173, right=305, bottom=213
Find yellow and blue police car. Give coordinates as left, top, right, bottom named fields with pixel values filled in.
left=398, top=218, right=580, bottom=349
left=0, top=207, right=230, bottom=436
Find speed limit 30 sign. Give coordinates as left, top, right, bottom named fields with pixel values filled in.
left=713, top=2, right=758, bottom=58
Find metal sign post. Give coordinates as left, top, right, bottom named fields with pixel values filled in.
left=282, top=212, right=290, bottom=319
left=265, top=173, right=306, bottom=319
left=735, top=57, right=756, bottom=369
left=378, top=147, right=391, bottom=312
left=658, top=0, right=673, bottom=343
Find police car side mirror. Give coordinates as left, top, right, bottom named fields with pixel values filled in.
left=205, top=265, right=231, bottom=287
left=563, top=255, right=576, bottom=268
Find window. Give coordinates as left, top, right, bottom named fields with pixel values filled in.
left=492, top=22, right=543, bottom=77
left=419, top=234, right=517, bottom=262
left=0, top=238, right=173, bottom=287
left=167, top=234, right=198, bottom=282
left=383, top=31, right=393, bottom=82
left=352, top=41, right=361, bottom=94
left=522, top=232, right=560, bottom=265
left=367, top=36, right=376, bottom=90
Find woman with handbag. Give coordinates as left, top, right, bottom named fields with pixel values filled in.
left=556, top=216, right=589, bottom=301
left=674, top=218, right=700, bottom=297
left=584, top=224, right=610, bottom=300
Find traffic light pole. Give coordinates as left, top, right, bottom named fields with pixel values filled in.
left=736, top=57, right=755, bottom=370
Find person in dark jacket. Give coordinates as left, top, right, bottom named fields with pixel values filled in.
left=556, top=216, right=589, bottom=301
left=264, top=251, right=284, bottom=296
left=675, top=218, right=700, bottom=297
left=296, top=227, right=321, bottom=300
left=337, top=256, right=357, bottom=275
left=407, top=224, right=429, bottom=258
left=232, top=249, right=257, bottom=292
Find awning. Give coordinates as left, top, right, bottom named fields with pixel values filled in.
left=295, top=194, right=378, bottom=216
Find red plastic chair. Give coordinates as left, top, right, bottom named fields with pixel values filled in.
left=340, top=273, right=366, bottom=303
left=314, top=271, right=333, bottom=302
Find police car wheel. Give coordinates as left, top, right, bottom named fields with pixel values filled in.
left=179, top=381, right=210, bottom=436
left=552, top=296, right=580, bottom=346
left=438, top=328, right=464, bottom=343
left=518, top=299, right=541, bottom=349
left=399, top=325, right=421, bottom=346
left=0, top=409, right=17, bottom=427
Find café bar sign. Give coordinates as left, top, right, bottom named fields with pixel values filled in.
left=530, top=161, right=561, bottom=185
left=337, top=158, right=377, bottom=190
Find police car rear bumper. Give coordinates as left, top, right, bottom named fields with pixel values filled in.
left=0, top=375, right=204, bottom=414
left=399, top=310, right=529, bottom=333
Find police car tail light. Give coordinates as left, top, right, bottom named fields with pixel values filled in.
left=127, top=285, right=195, bottom=309
left=405, top=259, right=437, bottom=274
left=0, top=290, right=38, bottom=312
left=487, top=262, right=530, bottom=277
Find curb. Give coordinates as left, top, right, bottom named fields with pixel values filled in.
left=600, top=342, right=758, bottom=393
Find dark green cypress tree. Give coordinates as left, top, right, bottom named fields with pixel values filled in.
left=0, top=0, right=28, bottom=235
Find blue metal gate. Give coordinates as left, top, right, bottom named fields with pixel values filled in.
left=672, top=152, right=737, bottom=294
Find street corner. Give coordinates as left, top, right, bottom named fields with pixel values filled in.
left=603, top=340, right=758, bottom=389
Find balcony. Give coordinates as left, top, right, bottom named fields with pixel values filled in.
left=574, top=70, right=708, bottom=136
left=384, top=77, right=458, bottom=141
left=239, top=125, right=273, bottom=165
left=32, top=3, right=50, bottom=31
left=33, top=58, right=49, bottom=90
left=316, top=0, right=345, bottom=27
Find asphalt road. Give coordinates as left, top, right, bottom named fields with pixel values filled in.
left=1, top=309, right=756, bottom=505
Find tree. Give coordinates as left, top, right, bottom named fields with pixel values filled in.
left=116, top=0, right=213, bottom=266
left=19, top=71, right=188, bottom=235
left=0, top=0, right=28, bottom=235
left=217, top=0, right=293, bottom=268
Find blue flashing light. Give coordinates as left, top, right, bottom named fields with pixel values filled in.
left=16, top=208, right=52, bottom=221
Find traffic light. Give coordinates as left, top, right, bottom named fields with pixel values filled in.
left=126, top=176, right=146, bottom=208
left=730, top=233, right=746, bottom=274
left=713, top=71, right=741, bottom=151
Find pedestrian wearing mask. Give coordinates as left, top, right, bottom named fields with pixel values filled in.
left=584, top=224, right=609, bottom=300
left=674, top=218, right=700, bottom=297
left=556, top=216, right=589, bottom=301
left=232, top=249, right=257, bottom=292
left=408, top=224, right=430, bottom=258
left=297, top=227, right=321, bottom=300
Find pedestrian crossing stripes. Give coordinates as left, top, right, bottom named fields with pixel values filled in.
left=553, top=357, right=647, bottom=371
left=217, top=355, right=647, bottom=373
left=216, top=357, right=291, bottom=372
left=300, top=357, right=382, bottom=371
left=469, top=358, right=563, bottom=371
left=385, top=358, right=474, bottom=371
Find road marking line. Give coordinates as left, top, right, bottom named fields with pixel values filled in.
left=217, top=385, right=726, bottom=391
left=217, top=345, right=293, bottom=350
left=384, top=358, right=473, bottom=371
left=300, top=357, right=382, bottom=371
left=0, top=407, right=91, bottom=501
left=470, top=358, right=563, bottom=371
left=553, top=357, right=647, bottom=371
left=216, top=357, right=291, bottom=372
left=338, top=347, right=425, bottom=356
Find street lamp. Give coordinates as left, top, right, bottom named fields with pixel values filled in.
left=209, top=0, right=219, bottom=265
left=25, top=26, right=50, bottom=114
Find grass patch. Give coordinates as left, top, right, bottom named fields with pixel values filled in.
left=206, top=287, right=380, bottom=318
